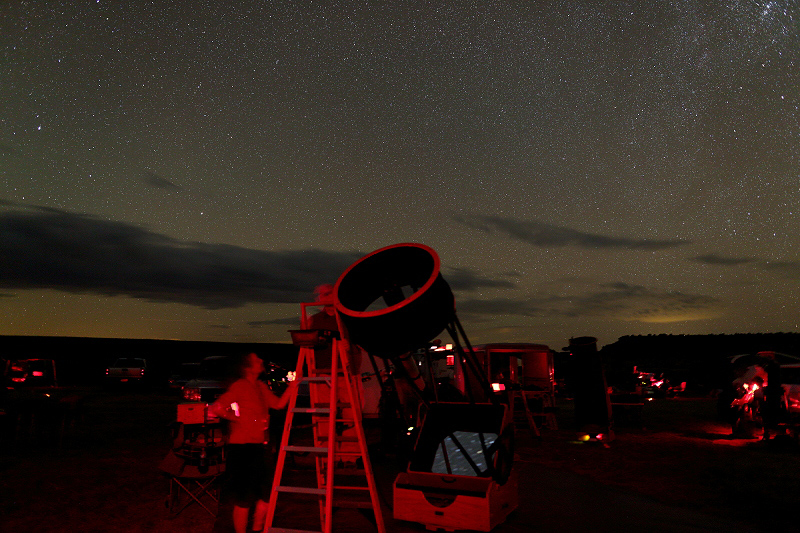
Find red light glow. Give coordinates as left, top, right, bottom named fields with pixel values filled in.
left=731, top=382, right=760, bottom=407
left=32, top=371, right=44, bottom=377
left=491, top=382, right=505, bottom=391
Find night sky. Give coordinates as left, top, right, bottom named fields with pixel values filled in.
left=2, top=1, right=799, bottom=350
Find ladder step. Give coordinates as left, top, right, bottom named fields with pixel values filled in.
left=315, top=449, right=364, bottom=457
left=333, top=499, right=375, bottom=510
left=292, top=407, right=331, bottom=414
left=317, top=435, right=359, bottom=443
left=332, top=468, right=366, bottom=476
left=301, top=376, right=332, bottom=383
left=312, top=402, right=351, bottom=409
left=332, top=485, right=371, bottom=491
left=275, top=485, right=327, bottom=496
left=267, top=527, right=322, bottom=533
left=282, top=445, right=328, bottom=454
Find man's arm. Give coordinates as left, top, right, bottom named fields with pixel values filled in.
left=209, top=386, right=240, bottom=421
left=264, top=380, right=299, bottom=410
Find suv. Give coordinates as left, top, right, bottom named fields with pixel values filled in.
left=4, top=358, right=58, bottom=388
left=182, top=356, right=234, bottom=403
left=168, top=362, right=201, bottom=390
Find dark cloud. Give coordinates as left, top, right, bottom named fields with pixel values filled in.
left=0, top=205, right=361, bottom=309
left=577, top=282, right=722, bottom=322
left=453, top=215, right=690, bottom=251
left=457, top=282, right=722, bottom=324
left=443, top=266, right=516, bottom=291
left=761, top=260, right=800, bottom=279
left=691, top=254, right=755, bottom=266
left=692, top=254, right=800, bottom=279
left=142, top=170, right=182, bottom=191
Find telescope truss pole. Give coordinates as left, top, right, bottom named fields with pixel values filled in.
left=446, top=314, right=498, bottom=405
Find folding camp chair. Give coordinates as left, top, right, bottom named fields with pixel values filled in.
left=159, top=422, right=226, bottom=517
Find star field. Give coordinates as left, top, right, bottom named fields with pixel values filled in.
left=1, top=1, right=799, bottom=348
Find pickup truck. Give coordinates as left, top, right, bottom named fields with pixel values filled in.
left=106, top=357, right=148, bottom=383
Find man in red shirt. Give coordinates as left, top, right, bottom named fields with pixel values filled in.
left=211, top=352, right=297, bottom=533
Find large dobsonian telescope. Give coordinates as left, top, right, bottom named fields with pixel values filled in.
left=332, top=243, right=517, bottom=532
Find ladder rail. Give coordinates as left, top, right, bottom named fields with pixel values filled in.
left=323, top=341, right=338, bottom=533
left=265, top=344, right=309, bottom=530
left=331, top=337, right=386, bottom=533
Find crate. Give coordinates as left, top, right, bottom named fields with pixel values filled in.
left=393, top=471, right=518, bottom=532
left=177, top=403, right=206, bottom=425
left=393, top=402, right=518, bottom=531
left=289, top=329, right=338, bottom=347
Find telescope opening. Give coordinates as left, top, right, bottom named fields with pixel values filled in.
left=363, top=284, right=419, bottom=312
left=334, top=243, right=455, bottom=359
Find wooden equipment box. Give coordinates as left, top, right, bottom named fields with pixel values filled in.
left=394, top=470, right=518, bottom=532
left=393, top=402, right=518, bottom=531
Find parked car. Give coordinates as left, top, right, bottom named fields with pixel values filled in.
left=3, top=358, right=62, bottom=409
left=4, top=358, right=58, bottom=388
left=167, top=362, right=201, bottom=391
left=182, top=356, right=234, bottom=403
left=634, top=370, right=669, bottom=398
left=2, top=358, right=80, bottom=435
left=726, top=361, right=800, bottom=437
left=106, top=357, right=148, bottom=383
left=181, top=355, right=292, bottom=403
left=780, top=364, right=800, bottom=418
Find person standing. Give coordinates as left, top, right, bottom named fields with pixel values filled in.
left=210, top=352, right=297, bottom=533
left=307, top=284, right=339, bottom=369
left=758, top=352, right=784, bottom=441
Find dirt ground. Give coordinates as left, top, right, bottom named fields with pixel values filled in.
left=2, top=388, right=798, bottom=532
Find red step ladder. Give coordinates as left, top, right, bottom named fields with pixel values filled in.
left=264, top=304, right=385, bottom=533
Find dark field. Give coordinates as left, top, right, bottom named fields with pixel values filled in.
left=2, top=387, right=799, bottom=532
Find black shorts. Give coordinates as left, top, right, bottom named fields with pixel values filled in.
left=225, top=443, right=274, bottom=506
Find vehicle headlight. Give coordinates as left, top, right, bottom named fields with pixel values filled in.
left=183, top=386, right=201, bottom=402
